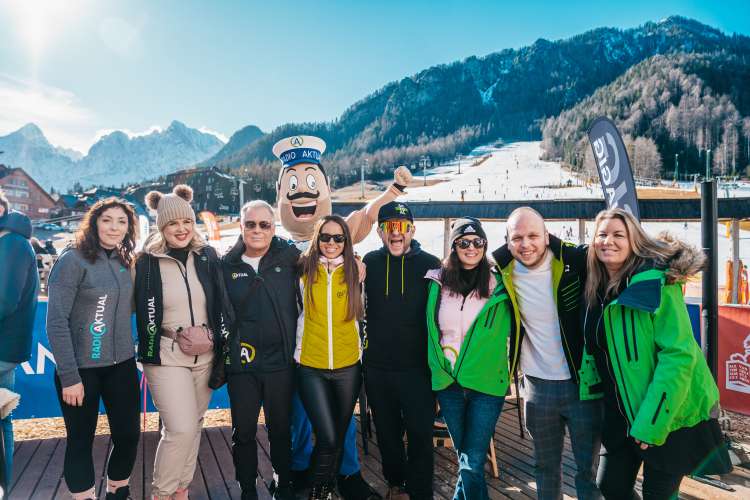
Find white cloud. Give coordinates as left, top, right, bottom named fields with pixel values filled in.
left=198, top=126, right=228, bottom=143
left=0, top=73, right=95, bottom=154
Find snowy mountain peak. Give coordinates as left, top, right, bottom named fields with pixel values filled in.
left=167, top=120, right=188, bottom=132
left=0, top=121, right=225, bottom=192
left=15, top=123, right=48, bottom=142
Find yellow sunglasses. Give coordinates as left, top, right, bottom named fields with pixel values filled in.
left=379, top=220, right=413, bottom=233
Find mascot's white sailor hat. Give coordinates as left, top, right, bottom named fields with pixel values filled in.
left=272, top=135, right=327, bottom=169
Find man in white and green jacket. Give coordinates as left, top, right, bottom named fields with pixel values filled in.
left=492, top=207, right=602, bottom=500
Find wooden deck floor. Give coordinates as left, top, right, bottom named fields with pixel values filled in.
left=7, top=400, right=748, bottom=499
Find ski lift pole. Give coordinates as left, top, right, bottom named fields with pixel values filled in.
left=701, top=179, right=718, bottom=379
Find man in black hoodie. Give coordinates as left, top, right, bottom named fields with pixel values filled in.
left=221, top=200, right=299, bottom=500
left=363, top=202, right=440, bottom=500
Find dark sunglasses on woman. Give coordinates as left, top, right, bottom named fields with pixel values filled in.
left=455, top=238, right=487, bottom=249
left=244, top=220, right=273, bottom=230
left=319, top=233, right=346, bottom=243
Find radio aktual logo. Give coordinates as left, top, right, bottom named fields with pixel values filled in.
left=90, top=294, right=108, bottom=359
left=146, top=296, right=158, bottom=357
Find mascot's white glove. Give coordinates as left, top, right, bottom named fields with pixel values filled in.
left=394, top=165, right=412, bottom=189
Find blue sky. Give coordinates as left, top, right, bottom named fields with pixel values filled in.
left=1, top=0, right=748, bottom=153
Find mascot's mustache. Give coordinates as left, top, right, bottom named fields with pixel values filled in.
left=287, top=191, right=320, bottom=201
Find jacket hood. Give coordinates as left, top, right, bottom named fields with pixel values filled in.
left=616, top=234, right=704, bottom=313
left=658, top=233, right=705, bottom=284
left=379, top=240, right=425, bottom=297
left=425, top=267, right=442, bottom=284
left=0, top=210, right=32, bottom=239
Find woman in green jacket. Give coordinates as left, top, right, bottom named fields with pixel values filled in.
left=580, top=208, right=726, bottom=499
left=425, top=217, right=515, bottom=500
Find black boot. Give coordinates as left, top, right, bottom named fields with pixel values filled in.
left=337, top=472, right=381, bottom=500
left=291, top=468, right=311, bottom=492
left=239, top=481, right=259, bottom=500
left=105, top=485, right=131, bottom=500
left=273, top=480, right=295, bottom=500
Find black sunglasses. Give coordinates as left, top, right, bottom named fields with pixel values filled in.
left=455, top=238, right=487, bottom=249
left=319, top=233, right=346, bottom=243
left=244, top=220, right=273, bottom=230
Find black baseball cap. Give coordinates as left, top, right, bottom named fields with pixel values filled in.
left=378, top=201, right=414, bottom=223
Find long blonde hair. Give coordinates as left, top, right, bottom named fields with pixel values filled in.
left=584, top=208, right=700, bottom=304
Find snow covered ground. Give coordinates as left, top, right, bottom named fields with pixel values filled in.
left=404, top=141, right=596, bottom=202
left=215, top=141, right=750, bottom=294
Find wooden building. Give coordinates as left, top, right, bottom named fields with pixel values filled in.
left=0, top=164, right=58, bottom=219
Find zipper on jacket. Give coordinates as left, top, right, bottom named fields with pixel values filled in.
left=591, top=305, right=630, bottom=429
left=652, top=391, right=667, bottom=424
left=452, top=292, right=501, bottom=381
left=484, top=303, right=499, bottom=329
left=630, top=310, right=638, bottom=362
left=621, top=307, right=632, bottom=362
left=553, top=263, right=579, bottom=383
left=501, top=268, right=523, bottom=375
left=558, top=322, right=579, bottom=384
left=105, top=255, right=120, bottom=365
left=605, top=308, right=636, bottom=422
left=173, top=256, right=197, bottom=363
left=327, top=270, right=334, bottom=370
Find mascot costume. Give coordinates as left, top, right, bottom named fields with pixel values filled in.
left=273, top=135, right=412, bottom=246
left=273, top=135, right=411, bottom=499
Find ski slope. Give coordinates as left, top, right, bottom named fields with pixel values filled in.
left=217, top=141, right=749, bottom=294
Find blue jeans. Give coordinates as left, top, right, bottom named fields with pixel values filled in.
left=290, top=391, right=360, bottom=476
left=436, top=384, right=504, bottom=500
left=0, top=361, right=17, bottom=484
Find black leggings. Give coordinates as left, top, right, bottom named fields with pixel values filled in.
left=597, top=439, right=683, bottom=500
left=297, top=363, right=361, bottom=487
left=54, top=358, right=140, bottom=493
left=227, top=367, right=295, bottom=490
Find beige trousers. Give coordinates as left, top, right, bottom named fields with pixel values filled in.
left=144, top=342, right=214, bottom=497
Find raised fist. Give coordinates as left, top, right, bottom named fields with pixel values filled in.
left=394, top=165, right=412, bottom=187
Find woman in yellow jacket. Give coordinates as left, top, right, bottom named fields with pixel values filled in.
left=295, top=215, right=363, bottom=500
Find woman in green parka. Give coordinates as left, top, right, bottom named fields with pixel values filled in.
left=425, top=217, right=515, bottom=500
left=580, top=208, right=727, bottom=499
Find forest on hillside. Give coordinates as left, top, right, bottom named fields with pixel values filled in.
left=541, top=52, right=750, bottom=180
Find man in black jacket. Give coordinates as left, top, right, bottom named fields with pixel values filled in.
left=363, top=202, right=440, bottom=500
left=221, top=200, right=300, bottom=500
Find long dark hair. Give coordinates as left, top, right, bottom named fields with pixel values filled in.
left=75, top=198, right=137, bottom=267
left=441, top=247, right=492, bottom=298
left=299, top=215, right=363, bottom=321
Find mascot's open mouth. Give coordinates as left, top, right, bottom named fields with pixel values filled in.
left=291, top=201, right=317, bottom=219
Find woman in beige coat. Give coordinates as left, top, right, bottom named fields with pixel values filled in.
left=134, top=185, right=230, bottom=499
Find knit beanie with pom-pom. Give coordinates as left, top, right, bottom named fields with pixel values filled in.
left=145, top=184, right=196, bottom=231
